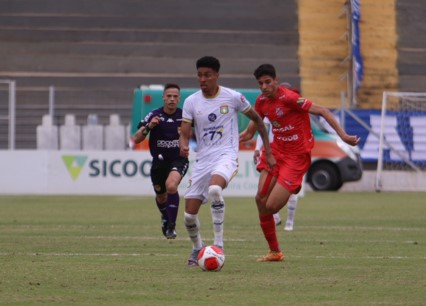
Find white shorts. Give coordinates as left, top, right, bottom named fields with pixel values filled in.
left=184, top=153, right=238, bottom=204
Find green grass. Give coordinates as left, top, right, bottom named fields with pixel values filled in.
left=0, top=193, right=425, bottom=305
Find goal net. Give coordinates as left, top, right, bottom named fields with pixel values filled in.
left=375, top=92, right=426, bottom=191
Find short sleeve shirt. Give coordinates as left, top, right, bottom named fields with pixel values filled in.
left=182, top=86, right=251, bottom=160
left=139, top=107, right=182, bottom=161
left=254, top=86, right=314, bottom=154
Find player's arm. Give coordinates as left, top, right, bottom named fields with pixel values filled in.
left=133, top=116, right=160, bottom=144
left=179, top=120, right=192, bottom=158
left=309, top=103, right=360, bottom=146
left=242, top=108, right=276, bottom=169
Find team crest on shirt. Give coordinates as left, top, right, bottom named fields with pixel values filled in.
left=220, top=105, right=229, bottom=114
left=208, top=113, right=217, bottom=122
left=275, top=107, right=284, bottom=117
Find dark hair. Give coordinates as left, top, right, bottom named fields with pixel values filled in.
left=196, top=56, right=220, bottom=72
left=253, top=64, right=276, bottom=79
left=164, top=83, right=180, bottom=92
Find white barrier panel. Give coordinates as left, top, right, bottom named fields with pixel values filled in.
left=0, top=150, right=260, bottom=196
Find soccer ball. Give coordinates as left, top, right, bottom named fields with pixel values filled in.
left=197, top=245, right=225, bottom=272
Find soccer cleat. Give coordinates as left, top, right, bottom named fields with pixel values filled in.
left=166, top=222, right=177, bottom=239
left=284, top=221, right=294, bottom=231
left=161, top=219, right=168, bottom=237
left=273, top=214, right=282, bottom=226
left=187, top=244, right=205, bottom=266
left=256, top=251, right=285, bottom=262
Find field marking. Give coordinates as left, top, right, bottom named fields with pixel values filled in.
left=0, top=252, right=424, bottom=260
left=1, top=224, right=425, bottom=232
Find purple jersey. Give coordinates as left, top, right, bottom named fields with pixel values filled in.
left=140, top=107, right=182, bottom=161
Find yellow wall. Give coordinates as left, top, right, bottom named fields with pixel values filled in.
left=298, top=0, right=398, bottom=108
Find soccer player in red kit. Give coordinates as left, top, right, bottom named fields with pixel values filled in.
left=240, top=64, right=360, bottom=262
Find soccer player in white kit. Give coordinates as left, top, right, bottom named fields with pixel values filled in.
left=179, top=56, right=275, bottom=266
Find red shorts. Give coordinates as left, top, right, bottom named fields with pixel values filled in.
left=256, top=147, right=311, bottom=193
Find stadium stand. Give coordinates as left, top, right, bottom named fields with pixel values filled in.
left=0, top=0, right=425, bottom=149
left=0, top=0, right=299, bottom=149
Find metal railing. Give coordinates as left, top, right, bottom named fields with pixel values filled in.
left=0, top=80, right=16, bottom=150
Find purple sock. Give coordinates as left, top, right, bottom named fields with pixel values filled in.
left=166, top=192, right=180, bottom=224
left=156, top=198, right=168, bottom=221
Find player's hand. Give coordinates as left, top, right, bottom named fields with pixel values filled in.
left=239, top=129, right=253, bottom=142
left=253, top=150, right=260, bottom=165
left=265, top=152, right=276, bottom=170
left=180, top=146, right=190, bottom=158
left=148, top=116, right=160, bottom=129
left=342, top=134, right=360, bottom=146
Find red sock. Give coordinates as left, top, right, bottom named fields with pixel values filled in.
left=259, top=214, right=281, bottom=252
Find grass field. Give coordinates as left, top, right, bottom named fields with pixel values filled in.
left=0, top=192, right=425, bottom=305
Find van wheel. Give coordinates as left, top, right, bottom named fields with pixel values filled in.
left=308, top=163, right=341, bottom=191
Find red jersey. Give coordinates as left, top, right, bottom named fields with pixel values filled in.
left=254, top=86, right=314, bottom=154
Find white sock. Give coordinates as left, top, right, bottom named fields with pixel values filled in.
left=209, top=185, right=225, bottom=248
left=184, top=212, right=203, bottom=250
left=286, top=194, right=298, bottom=224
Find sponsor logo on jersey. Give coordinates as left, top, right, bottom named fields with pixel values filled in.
left=220, top=105, right=229, bottom=114
left=276, top=108, right=284, bottom=117
left=271, top=121, right=281, bottom=127
left=167, top=118, right=174, bottom=122
left=274, top=124, right=294, bottom=133
left=208, top=113, right=217, bottom=122
left=276, top=134, right=299, bottom=142
left=157, top=139, right=179, bottom=148
left=202, top=127, right=223, bottom=145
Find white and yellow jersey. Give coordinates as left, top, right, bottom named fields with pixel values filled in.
left=182, top=86, right=251, bottom=161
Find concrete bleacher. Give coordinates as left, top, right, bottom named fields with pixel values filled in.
left=396, top=0, right=426, bottom=93
left=0, top=0, right=299, bottom=149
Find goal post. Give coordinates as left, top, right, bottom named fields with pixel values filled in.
left=375, top=91, right=426, bottom=191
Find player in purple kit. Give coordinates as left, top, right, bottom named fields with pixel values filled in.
left=134, top=83, right=189, bottom=239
